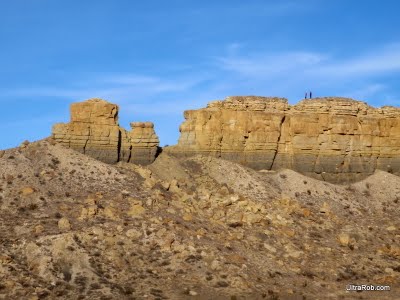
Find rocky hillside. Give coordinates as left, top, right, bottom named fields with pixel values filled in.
left=167, top=96, right=400, bottom=183
left=0, top=139, right=399, bottom=299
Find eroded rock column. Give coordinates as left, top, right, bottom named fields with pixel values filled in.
left=52, top=98, right=159, bottom=165
left=52, top=99, right=121, bottom=163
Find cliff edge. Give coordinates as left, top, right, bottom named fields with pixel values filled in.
left=166, top=96, right=400, bottom=183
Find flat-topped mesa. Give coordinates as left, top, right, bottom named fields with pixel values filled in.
left=293, top=97, right=372, bottom=115
left=167, top=96, right=400, bottom=183
left=207, top=96, right=289, bottom=112
left=52, top=98, right=159, bottom=165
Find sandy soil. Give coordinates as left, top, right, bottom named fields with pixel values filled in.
left=0, top=140, right=399, bottom=299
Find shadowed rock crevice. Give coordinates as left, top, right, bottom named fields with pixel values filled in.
left=271, top=115, right=286, bottom=169
left=52, top=98, right=159, bottom=165
left=117, top=129, right=122, bottom=162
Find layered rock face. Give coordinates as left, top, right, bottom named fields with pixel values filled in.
left=120, top=122, right=160, bottom=165
left=52, top=98, right=159, bottom=165
left=167, top=96, right=400, bottom=182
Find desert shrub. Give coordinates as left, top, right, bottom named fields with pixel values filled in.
left=362, top=190, right=371, bottom=197
left=90, top=283, right=101, bottom=290
left=28, top=203, right=38, bottom=210
left=5, top=174, right=14, bottom=184
left=74, top=275, right=87, bottom=287
left=52, top=157, right=60, bottom=165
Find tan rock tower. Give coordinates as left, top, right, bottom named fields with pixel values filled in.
left=52, top=98, right=159, bottom=165
left=120, top=122, right=160, bottom=165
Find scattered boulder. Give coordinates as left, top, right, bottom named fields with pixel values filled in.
left=58, top=217, right=72, bottom=232
left=34, top=225, right=44, bottom=235
left=128, top=203, right=146, bottom=217
left=338, top=233, right=350, bottom=246
left=126, top=228, right=142, bottom=240
left=20, top=187, right=35, bottom=196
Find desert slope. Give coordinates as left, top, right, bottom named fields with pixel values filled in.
left=0, top=140, right=399, bottom=299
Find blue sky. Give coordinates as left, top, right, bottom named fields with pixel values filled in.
left=1, top=0, right=400, bottom=149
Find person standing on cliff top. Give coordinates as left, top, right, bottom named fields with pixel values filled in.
left=305, top=92, right=308, bottom=99
left=309, top=91, right=312, bottom=99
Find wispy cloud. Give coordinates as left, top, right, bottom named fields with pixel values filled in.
left=343, top=83, right=386, bottom=101
left=0, top=115, right=61, bottom=129
left=2, top=42, right=399, bottom=116
left=98, top=74, right=203, bottom=93
left=0, top=73, right=206, bottom=105
left=311, top=43, right=400, bottom=77
left=217, top=51, right=327, bottom=78
left=218, top=43, right=400, bottom=81
left=212, top=43, right=400, bottom=105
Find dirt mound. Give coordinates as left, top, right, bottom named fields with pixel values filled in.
left=0, top=142, right=399, bottom=299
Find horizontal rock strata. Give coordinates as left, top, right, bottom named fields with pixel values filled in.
left=167, top=96, right=400, bottom=183
left=120, top=122, right=160, bottom=165
left=52, top=98, right=159, bottom=165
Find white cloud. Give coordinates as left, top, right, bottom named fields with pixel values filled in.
left=311, top=43, right=400, bottom=77
left=0, top=73, right=206, bottom=104
left=343, top=83, right=386, bottom=100
left=217, top=51, right=327, bottom=78
left=2, top=42, right=399, bottom=115
left=218, top=43, right=400, bottom=81
left=210, top=43, right=400, bottom=105
left=98, top=74, right=203, bottom=93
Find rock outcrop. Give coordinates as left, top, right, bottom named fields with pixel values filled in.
left=52, top=98, right=159, bottom=165
left=120, top=122, right=160, bottom=165
left=167, top=96, right=400, bottom=182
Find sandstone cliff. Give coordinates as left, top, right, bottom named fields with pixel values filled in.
left=120, top=122, right=160, bottom=165
left=52, top=98, right=159, bottom=165
left=167, top=96, right=400, bottom=182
